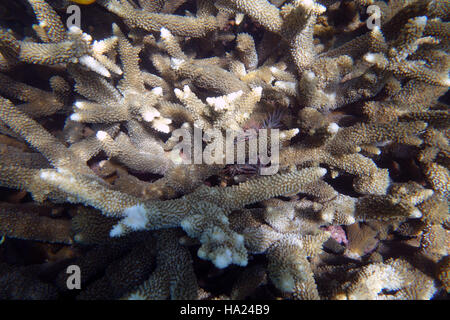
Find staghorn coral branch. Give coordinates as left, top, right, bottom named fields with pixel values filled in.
left=19, top=26, right=113, bottom=77
left=28, top=0, right=66, bottom=43
left=0, top=202, right=72, bottom=244
left=0, top=96, right=90, bottom=174
left=0, top=0, right=448, bottom=300
left=319, top=182, right=435, bottom=225
left=336, top=258, right=438, bottom=300
left=122, top=229, right=198, bottom=300
left=0, top=74, right=64, bottom=117
left=39, top=168, right=142, bottom=217
left=38, top=166, right=326, bottom=268
left=95, top=130, right=174, bottom=175
left=223, top=0, right=283, bottom=33
left=102, top=0, right=219, bottom=37
left=113, top=24, right=144, bottom=92
left=266, top=236, right=323, bottom=299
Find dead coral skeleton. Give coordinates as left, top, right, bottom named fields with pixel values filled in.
left=0, top=0, right=448, bottom=300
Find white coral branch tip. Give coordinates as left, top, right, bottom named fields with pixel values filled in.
left=302, top=0, right=315, bottom=10
left=305, top=71, right=315, bottom=80
left=96, top=130, right=108, bottom=141
left=40, top=171, right=56, bottom=181
left=82, top=32, right=92, bottom=43
left=170, top=58, right=185, bottom=70
left=228, top=90, right=243, bottom=101
left=92, top=40, right=107, bottom=53
left=74, top=101, right=85, bottom=109
left=253, top=86, right=263, bottom=96
left=70, top=113, right=81, bottom=121
left=151, top=87, right=163, bottom=96
left=110, top=224, right=124, bottom=237
left=364, top=53, right=377, bottom=63
left=318, top=167, right=327, bottom=176
left=410, top=209, right=422, bottom=218
left=79, top=55, right=111, bottom=77
left=122, top=204, right=149, bottom=231
left=206, top=97, right=227, bottom=110
left=68, top=25, right=82, bottom=35
left=152, top=117, right=172, bottom=133
left=415, top=16, right=427, bottom=26
left=235, top=13, right=245, bottom=25
left=142, top=108, right=160, bottom=122
left=160, top=27, right=171, bottom=39
left=328, top=122, right=340, bottom=133
left=213, top=249, right=233, bottom=269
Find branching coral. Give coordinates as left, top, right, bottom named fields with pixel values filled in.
left=333, top=258, right=438, bottom=300
left=0, top=0, right=448, bottom=300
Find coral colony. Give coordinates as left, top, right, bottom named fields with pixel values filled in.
left=0, top=0, right=448, bottom=300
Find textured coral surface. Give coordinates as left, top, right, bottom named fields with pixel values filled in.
left=0, top=0, right=448, bottom=300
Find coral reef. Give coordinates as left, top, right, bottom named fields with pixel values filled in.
left=0, top=0, right=448, bottom=300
